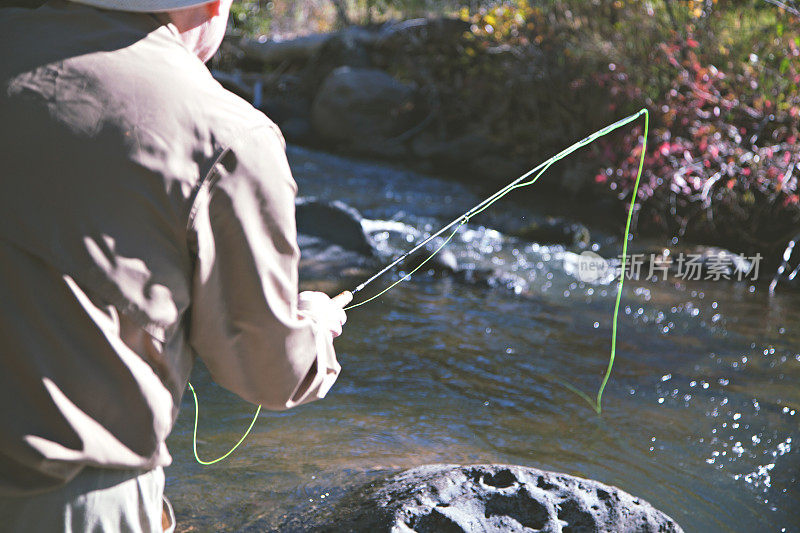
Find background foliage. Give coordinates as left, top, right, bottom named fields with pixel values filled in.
left=229, top=0, right=800, bottom=259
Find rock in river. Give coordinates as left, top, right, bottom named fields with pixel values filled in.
left=295, top=197, right=374, bottom=256
left=298, top=464, right=683, bottom=532
left=311, top=66, right=415, bottom=147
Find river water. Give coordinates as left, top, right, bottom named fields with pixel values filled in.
left=166, top=146, right=799, bottom=532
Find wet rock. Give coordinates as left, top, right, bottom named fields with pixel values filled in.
left=297, top=234, right=374, bottom=293
left=295, top=197, right=374, bottom=256
left=359, top=219, right=461, bottom=275
left=311, top=67, right=416, bottom=146
left=513, top=218, right=591, bottom=247
left=403, top=243, right=459, bottom=274
left=492, top=214, right=591, bottom=247
left=299, top=464, right=683, bottom=532
left=293, top=200, right=483, bottom=284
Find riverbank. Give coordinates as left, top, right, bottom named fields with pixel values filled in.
left=211, top=1, right=800, bottom=283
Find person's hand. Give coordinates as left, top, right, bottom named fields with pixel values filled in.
left=298, top=291, right=352, bottom=338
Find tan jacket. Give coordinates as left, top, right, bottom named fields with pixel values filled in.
left=0, top=0, right=339, bottom=496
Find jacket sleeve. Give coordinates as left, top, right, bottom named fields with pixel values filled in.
left=188, top=124, right=340, bottom=410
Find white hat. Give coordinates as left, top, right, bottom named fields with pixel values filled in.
left=69, top=0, right=215, bottom=13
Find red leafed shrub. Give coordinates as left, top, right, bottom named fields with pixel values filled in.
left=592, top=29, right=800, bottom=257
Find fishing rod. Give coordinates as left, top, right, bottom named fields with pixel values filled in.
left=342, top=108, right=649, bottom=309
left=189, top=108, right=650, bottom=464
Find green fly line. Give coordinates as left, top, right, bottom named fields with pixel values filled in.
left=187, top=382, right=262, bottom=465
left=188, top=108, right=650, bottom=464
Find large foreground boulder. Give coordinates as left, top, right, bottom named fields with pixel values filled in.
left=301, top=464, right=683, bottom=532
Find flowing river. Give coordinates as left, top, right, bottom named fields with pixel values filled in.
left=166, top=145, right=799, bottom=532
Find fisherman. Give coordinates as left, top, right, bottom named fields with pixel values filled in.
left=0, top=0, right=351, bottom=530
